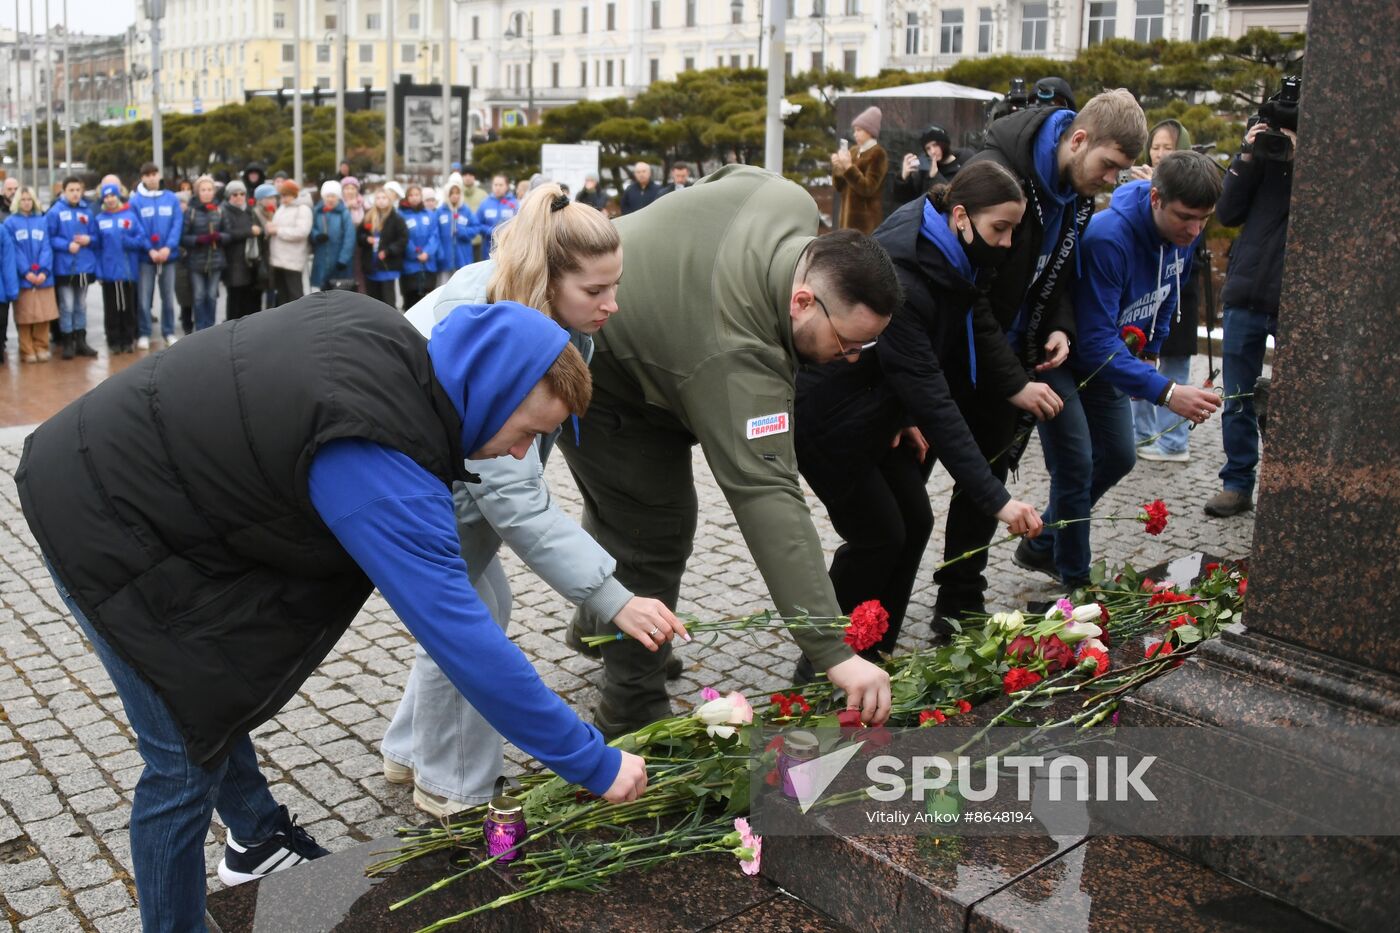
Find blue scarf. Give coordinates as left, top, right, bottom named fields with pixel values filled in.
left=918, top=198, right=980, bottom=387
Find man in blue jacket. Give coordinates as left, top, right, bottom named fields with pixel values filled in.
left=47, top=176, right=100, bottom=359
left=1016, top=151, right=1223, bottom=588
left=131, top=162, right=184, bottom=350
left=18, top=293, right=648, bottom=929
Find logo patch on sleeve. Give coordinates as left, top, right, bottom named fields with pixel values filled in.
left=746, top=413, right=789, bottom=440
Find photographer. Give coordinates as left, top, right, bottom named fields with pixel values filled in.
left=893, top=125, right=964, bottom=205
left=1204, top=80, right=1298, bottom=518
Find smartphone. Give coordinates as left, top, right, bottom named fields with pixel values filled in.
left=838, top=138, right=849, bottom=153
left=1116, top=168, right=1135, bottom=184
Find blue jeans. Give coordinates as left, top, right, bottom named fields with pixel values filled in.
left=47, top=563, right=282, bottom=932
left=1131, top=355, right=1193, bottom=454
left=55, top=277, right=90, bottom=334
left=189, top=270, right=220, bottom=331
left=1025, top=365, right=1137, bottom=585
left=1219, top=305, right=1275, bottom=496
left=137, top=261, right=177, bottom=339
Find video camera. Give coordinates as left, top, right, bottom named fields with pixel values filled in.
left=1244, top=76, right=1301, bottom=162
left=988, top=77, right=1032, bottom=123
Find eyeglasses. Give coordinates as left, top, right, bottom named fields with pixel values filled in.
left=813, top=294, right=878, bottom=359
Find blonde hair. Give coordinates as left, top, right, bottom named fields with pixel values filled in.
left=365, top=188, right=396, bottom=232
left=1070, top=88, right=1149, bottom=160
left=14, top=186, right=38, bottom=215
left=485, top=182, right=620, bottom=324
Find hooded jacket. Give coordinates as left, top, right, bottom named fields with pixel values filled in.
left=967, top=106, right=1092, bottom=395
left=93, top=203, right=146, bottom=283
left=0, top=225, right=18, bottom=302
left=269, top=193, right=314, bottom=272
left=1216, top=150, right=1291, bottom=317
left=1145, top=119, right=1203, bottom=358
left=309, top=198, right=356, bottom=287
left=5, top=213, right=53, bottom=289
left=796, top=195, right=1012, bottom=519
left=131, top=184, right=184, bottom=263
left=473, top=194, right=516, bottom=257
left=359, top=208, right=409, bottom=281
left=435, top=198, right=476, bottom=272
left=403, top=261, right=634, bottom=624
left=219, top=201, right=259, bottom=289
left=46, top=198, right=99, bottom=277
left=1070, top=180, right=1196, bottom=402
left=399, top=202, right=440, bottom=276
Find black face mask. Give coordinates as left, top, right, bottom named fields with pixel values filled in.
left=959, top=217, right=1011, bottom=270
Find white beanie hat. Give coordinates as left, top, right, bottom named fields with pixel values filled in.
left=383, top=180, right=405, bottom=202
left=320, top=179, right=343, bottom=200
left=445, top=172, right=464, bottom=194
left=422, top=186, right=438, bottom=202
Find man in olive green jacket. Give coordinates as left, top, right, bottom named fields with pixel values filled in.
left=559, top=164, right=903, bottom=736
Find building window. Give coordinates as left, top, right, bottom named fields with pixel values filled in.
left=787, top=0, right=796, bottom=17
left=607, top=3, right=616, bottom=30
left=282, top=76, right=294, bottom=89
left=605, top=60, right=614, bottom=86
left=366, top=13, right=381, bottom=30
left=580, top=61, right=587, bottom=86
left=316, top=76, right=331, bottom=89
left=1191, top=2, right=1211, bottom=40
left=471, top=16, right=479, bottom=40
left=551, top=61, right=560, bottom=87
left=282, top=43, right=294, bottom=63
left=845, top=0, right=858, bottom=13
left=683, top=56, right=695, bottom=71
left=843, top=49, right=857, bottom=73
left=401, top=43, right=415, bottom=63
left=904, top=11, right=920, bottom=56
left=553, top=9, right=561, bottom=35
left=978, top=7, right=993, bottom=52
left=471, top=64, right=478, bottom=86
left=940, top=9, right=963, bottom=54
left=811, top=51, right=823, bottom=71
left=1021, top=3, right=1048, bottom=51
left=730, top=54, right=741, bottom=68
left=686, top=1, right=697, bottom=27
left=582, top=7, right=589, bottom=32
left=325, top=14, right=337, bottom=30
left=785, top=51, right=793, bottom=75
left=620, top=60, right=625, bottom=84
left=359, top=43, right=373, bottom=63
left=650, top=58, right=659, bottom=83
left=408, top=13, right=420, bottom=30
left=274, top=12, right=285, bottom=30
left=316, top=44, right=330, bottom=63
left=595, top=60, right=601, bottom=85
left=1088, top=2, right=1117, bottom=45
left=1134, top=0, right=1164, bottom=42
left=732, top=3, right=743, bottom=24
left=812, top=0, right=825, bottom=15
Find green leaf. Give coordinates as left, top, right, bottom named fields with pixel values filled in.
left=1090, top=560, right=1108, bottom=585
left=949, top=651, right=972, bottom=671
left=1175, top=626, right=1203, bottom=644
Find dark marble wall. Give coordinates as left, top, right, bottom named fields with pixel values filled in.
left=1247, top=0, right=1400, bottom=676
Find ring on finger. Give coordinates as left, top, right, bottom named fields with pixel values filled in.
left=649, top=627, right=660, bottom=636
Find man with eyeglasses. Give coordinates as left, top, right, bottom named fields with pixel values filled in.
left=558, top=164, right=903, bottom=738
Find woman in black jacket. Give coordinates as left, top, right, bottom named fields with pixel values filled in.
left=795, top=163, right=1044, bottom=668
left=358, top=188, right=409, bottom=309
left=219, top=181, right=262, bottom=319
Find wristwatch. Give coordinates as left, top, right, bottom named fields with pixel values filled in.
left=1159, top=382, right=1175, bottom=407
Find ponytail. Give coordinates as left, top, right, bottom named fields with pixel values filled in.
left=932, top=161, right=1024, bottom=220
left=486, top=182, right=620, bottom=323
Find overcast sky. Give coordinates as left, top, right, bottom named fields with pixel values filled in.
left=0, top=0, right=136, bottom=39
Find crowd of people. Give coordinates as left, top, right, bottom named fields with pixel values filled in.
left=14, top=75, right=1294, bottom=929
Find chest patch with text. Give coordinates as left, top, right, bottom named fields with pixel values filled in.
left=746, top=413, right=789, bottom=440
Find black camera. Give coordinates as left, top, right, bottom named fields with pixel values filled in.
left=1008, top=77, right=1030, bottom=109
left=1245, top=76, right=1301, bottom=162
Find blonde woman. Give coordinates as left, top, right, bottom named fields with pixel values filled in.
left=4, top=188, right=59, bottom=362
left=357, top=187, right=408, bottom=308
left=387, top=184, right=684, bottom=816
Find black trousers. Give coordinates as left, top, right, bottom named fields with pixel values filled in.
left=226, top=285, right=261, bottom=320
left=798, top=435, right=934, bottom=656
left=398, top=271, right=432, bottom=314
left=100, top=281, right=138, bottom=349
left=365, top=279, right=399, bottom=310
left=271, top=268, right=304, bottom=306
left=0, top=301, right=9, bottom=359
left=932, top=392, right=1022, bottom=614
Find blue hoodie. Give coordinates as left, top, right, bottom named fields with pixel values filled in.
left=5, top=213, right=54, bottom=289
left=47, top=198, right=99, bottom=276
left=130, top=185, right=184, bottom=263
left=474, top=194, right=517, bottom=258
left=435, top=201, right=476, bottom=272
left=1030, top=108, right=1079, bottom=279
left=399, top=203, right=440, bottom=275
left=1070, top=180, right=1195, bottom=402
left=306, top=302, right=621, bottom=795
left=93, top=203, right=147, bottom=283
left=0, top=225, right=18, bottom=302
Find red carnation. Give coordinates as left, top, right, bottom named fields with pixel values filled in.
left=1039, top=634, right=1075, bottom=673
left=764, top=768, right=779, bottom=787
left=1168, top=614, right=1195, bottom=630
left=1140, top=499, right=1169, bottom=536
left=956, top=699, right=972, bottom=714
left=205, top=203, right=217, bottom=211
left=1145, top=641, right=1175, bottom=660
left=837, top=708, right=864, bottom=736
left=1077, top=645, right=1110, bottom=676
left=765, top=736, right=785, bottom=755
left=1203, top=562, right=1220, bottom=575
left=121, top=219, right=130, bottom=229
left=843, top=600, right=890, bottom=652
left=30, top=263, right=39, bottom=272
left=1003, top=667, right=1042, bottom=694
left=918, top=709, right=945, bottom=727
left=1238, top=578, right=1248, bottom=596
left=1148, top=590, right=1193, bottom=608
left=1096, top=601, right=1111, bottom=624
left=150, top=234, right=160, bottom=243
left=1120, top=324, right=1148, bottom=355
left=78, top=214, right=88, bottom=223
left=1006, top=634, right=1037, bottom=661
left=1141, top=577, right=1156, bottom=592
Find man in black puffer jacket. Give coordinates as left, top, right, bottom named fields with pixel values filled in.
left=932, top=89, right=1145, bottom=624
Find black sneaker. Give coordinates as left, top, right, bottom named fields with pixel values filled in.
left=1012, top=538, right=1059, bottom=581
left=216, top=805, right=329, bottom=886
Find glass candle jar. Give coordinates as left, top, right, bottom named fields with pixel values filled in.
left=777, top=730, right=819, bottom=800
left=483, top=795, right=526, bottom=861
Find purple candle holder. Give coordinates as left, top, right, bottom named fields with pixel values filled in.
left=484, top=795, right=526, bottom=861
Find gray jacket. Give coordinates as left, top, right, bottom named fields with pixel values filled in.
left=405, top=261, right=633, bottom=623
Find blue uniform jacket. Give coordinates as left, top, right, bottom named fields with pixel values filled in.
left=130, top=188, right=185, bottom=263
left=47, top=199, right=99, bottom=277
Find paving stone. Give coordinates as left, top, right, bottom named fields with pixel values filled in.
left=4, top=882, right=63, bottom=917
left=0, top=860, right=56, bottom=896
left=19, top=907, right=82, bottom=932
left=92, top=906, right=143, bottom=933
left=74, top=879, right=133, bottom=918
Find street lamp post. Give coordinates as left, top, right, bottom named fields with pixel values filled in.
left=440, top=0, right=451, bottom=181
left=292, top=0, right=302, bottom=182
left=764, top=0, right=784, bottom=173
left=28, top=0, right=38, bottom=186
left=335, top=0, right=346, bottom=169
left=385, top=0, right=395, bottom=180
left=13, top=0, right=23, bottom=181
left=44, top=0, right=54, bottom=195
left=143, top=0, right=163, bottom=177
left=503, top=11, right=533, bottom=120
left=61, top=0, right=70, bottom=173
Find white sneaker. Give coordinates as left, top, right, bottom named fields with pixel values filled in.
left=165, top=334, right=179, bottom=346
left=413, top=783, right=471, bottom=819
left=1138, top=444, right=1190, bottom=463
left=382, top=756, right=413, bottom=785
left=136, top=336, right=150, bottom=350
